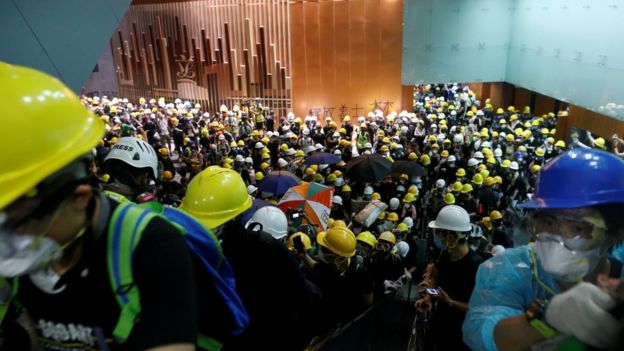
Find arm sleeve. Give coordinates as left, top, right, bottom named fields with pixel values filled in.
left=133, top=217, right=198, bottom=349
left=462, top=251, right=533, bottom=351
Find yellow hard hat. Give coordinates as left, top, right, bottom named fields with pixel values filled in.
left=461, top=183, right=474, bottom=193
left=305, top=167, right=316, bottom=176
left=480, top=130, right=489, bottom=138
left=296, top=150, right=305, bottom=157
left=260, top=162, right=270, bottom=171
left=179, top=166, right=252, bottom=229
left=382, top=137, right=390, bottom=144
left=531, top=120, right=540, bottom=127
left=441, top=150, right=449, bottom=158
left=341, top=185, right=352, bottom=192
left=478, top=164, right=487, bottom=172
left=332, top=170, right=342, bottom=177
left=484, top=177, right=496, bottom=187
left=421, top=154, right=431, bottom=166
left=280, top=143, right=289, bottom=152
left=0, top=63, right=104, bottom=209
left=490, top=210, right=503, bottom=220
left=313, top=174, right=324, bottom=182
left=371, top=192, right=381, bottom=200
left=472, top=173, right=484, bottom=185
left=518, top=145, right=527, bottom=152
left=482, top=217, right=492, bottom=230
left=326, top=174, right=337, bottom=183
left=535, top=148, right=545, bottom=157
left=288, top=232, right=312, bottom=251
left=428, top=135, right=437, bottom=142
left=261, top=137, right=270, bottom=144
left=377, top=130, right=385, bottom=137
left=339, top=128, right=347, bottom=134
left=550, top=129, right=556, bottom=135
left=317, top=226, right=356, bottom=257
left=431, top=143, right=440, bottom=149
left=510, top=114, right=518, bottom=122
left=407, top=185, right=419, bottom=195
left=531, top=165, right=542, bottom=173
left=255, top=171, right=264, bottom=181
left=397, top=223, right=409, bottom=232
left=378, top=211, right=386, bottom=220
left=555, top=140, right=566, bottom=148
left=408, top=152, right=417, bottom=160
left=379, top=231, right=397, bottom=245
left=251, top=130, right=260, bottom=136
left=380, top=145, right=389, bottom=152
left=480, top=169, right=490, bottom=178
left=501, top=159, right=511, bottom=168
left=443, top=193, right=455, bottom=205
left=159, top=147, right=169, bottom=156
left=343, top=115, right=351, bottom=122
left=387, top=212, right=399, bottom=222
left=403, top=193, right=416, bottom=203
left=541, top=128, right=549, bottom=135
left=452, top=181, right=463, bottom=192
left=356, top=231, right=377, bottom=247
left=310, top=165, right=319, bottom=172
left=493, top=176, right=503, bottom=184
left=162, top=170, right=173, bottom=180
left=496, top=108, right=504, bottom=115
left=230, top=141, right=237, bottom=148
left=455, top=168, right=466, bottom=177
left=486, top=157, right=497, bottom=165
left=262, top=153, right=271, bottom=160
left=594, top=137, right=606, bottom=149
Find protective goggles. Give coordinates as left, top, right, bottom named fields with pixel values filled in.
left=531, top=211, right=606, bottom=251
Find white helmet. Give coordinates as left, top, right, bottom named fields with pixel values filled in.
left=474, top=151, right=484, bottom=160
left=266, top=131, right=274, bottom=138
left=105, top=137, right=158, bottom=178
left=363, top=186, right=374, bottom=195
left=402, top=217, right=414, bottom=228
left=467, top=158, right=479, bottom=167
left=365, top=142, right=373, bottom=149
left=494, top=148, right=503, bottom=157
left=246, top=206, right=288, bottom=240
left=453, top=134, right=464, bottom=143
left=302, top=128, right=310, bottom=136
left=235, top=155, right=245, bottom=162
left=481, top=141, right=491, bottom=149
left=400, top=126, right=409, bottom=134
left=396, top=185, right=406, bottom=193
left=334, top=177, right=345, bottom=187
left=306, top=145, right=317, bottom=154
left=277, top=158, right=288, bottom=168
left=428, top=205, right=472, bottom=233
left=447, top=155, right=457, bottom=162
left=244, top=157, right=253, bottom=164
left=247, top=185, right=258, bottom=195
left=436, top=179, right=446, bottom=189
left=255, top=142, right=264, bottom=149
left=509, top=161, right=519, bottom=170
left=389, top=197, right=400, bottom=211
left=286, top=148, right=296, bottom=156
left=468, top=223, right=483, bottom=238
left=395, top=241, right=410, bottom=258
left=491, top=245, right=506, bottom=256
left=333, top=195, right=343, bottom=206
left=333, top=149, right=342, bottom=155
left=315, top=143, right=324, bottom=151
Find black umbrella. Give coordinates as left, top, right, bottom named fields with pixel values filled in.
left=392, top=160, right=427, bottom=177
left=345, top=154, right=393, bottom=183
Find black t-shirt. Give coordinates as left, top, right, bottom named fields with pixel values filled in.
left=10, top=198, right=197, bottom=350
left=368, top=253, right=405, bottom=300
left=431, top=249, right=483, bottom=350
left=311, top=259, right=373, bottom=330
left=220, top=223, right=319, bottom=350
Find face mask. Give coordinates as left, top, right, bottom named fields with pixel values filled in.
left=469, top=244, right=479, bottom=251
left=0, top=235, right=63, bottom=277
left=535, top=232, right=601, bottom=282
left=29, top=266, right=66, bottom=294
left=433, top=235, right=445, bottom=249
left=318, top=249, right=350, bottom=275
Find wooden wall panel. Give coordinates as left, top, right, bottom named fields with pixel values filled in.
left=111, top=0, right=292, bottom=116
left=567, top=105, right=624, bottom=142
left=513, top=87, right=532, bottom=111
left=534, top=93, right=558, bottom=117
left=289, top=0, right=403, bottom=120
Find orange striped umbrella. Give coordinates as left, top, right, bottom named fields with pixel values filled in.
left=278, top=182, right=334, bottom=231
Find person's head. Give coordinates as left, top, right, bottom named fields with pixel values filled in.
left=179, top=166, right=252, bottom=236
left=428, top=205, right=472, bottom=252
left=375, top=231, right=396, bottom=257
left=317, top=226, right=356, bottom=274
left=246, top=206, right=288, bottom=244
left=0, top=63, right=104, bottom=278
left=103, top=137, right=158, bottom=200
left=355, top=231, right=377, bottom=259
left=521, top=149, right=624, bottom=282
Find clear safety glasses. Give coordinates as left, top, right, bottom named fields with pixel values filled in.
left=532, top=212, right=607, bottom=251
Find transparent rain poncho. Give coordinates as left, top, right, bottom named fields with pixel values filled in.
left=462, top=245, right=560, bottom=351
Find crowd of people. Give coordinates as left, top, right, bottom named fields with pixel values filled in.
left=1, top=61, right=623, bottom=351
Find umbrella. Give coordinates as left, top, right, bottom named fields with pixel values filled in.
left=305, top=152, right=341, bottom=166
left=278, top=182, right=334, bottom=231
left=241, top=198, right=276, bottom=224
left=257, top=171, right=300, bottom=195
left=345, top=154, right=393, bottom=183
left=392, top=160, right=427, bottom=177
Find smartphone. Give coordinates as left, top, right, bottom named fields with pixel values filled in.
left=293, top=236, right=305, bottom=254
left=426, top=288, right=440, bottom=296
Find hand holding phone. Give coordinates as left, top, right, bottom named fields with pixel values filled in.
left=293, top=236, right=306, bottom=255
left=426, top=288, right=440, bottom=296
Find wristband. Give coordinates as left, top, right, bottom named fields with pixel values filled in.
left=525, top=299, right=557, bottom=338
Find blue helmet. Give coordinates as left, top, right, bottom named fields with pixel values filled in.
left=522, top=149, right=624, bottom=209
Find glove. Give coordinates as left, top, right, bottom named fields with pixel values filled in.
left=403, top=268, right=413, bottom=281
left=383, top=279, right=403, bottom=294
left=545, top=282, right=619, bottom=349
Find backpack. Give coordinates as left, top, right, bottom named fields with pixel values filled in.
left=109, top=201, right=249, bottom=350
